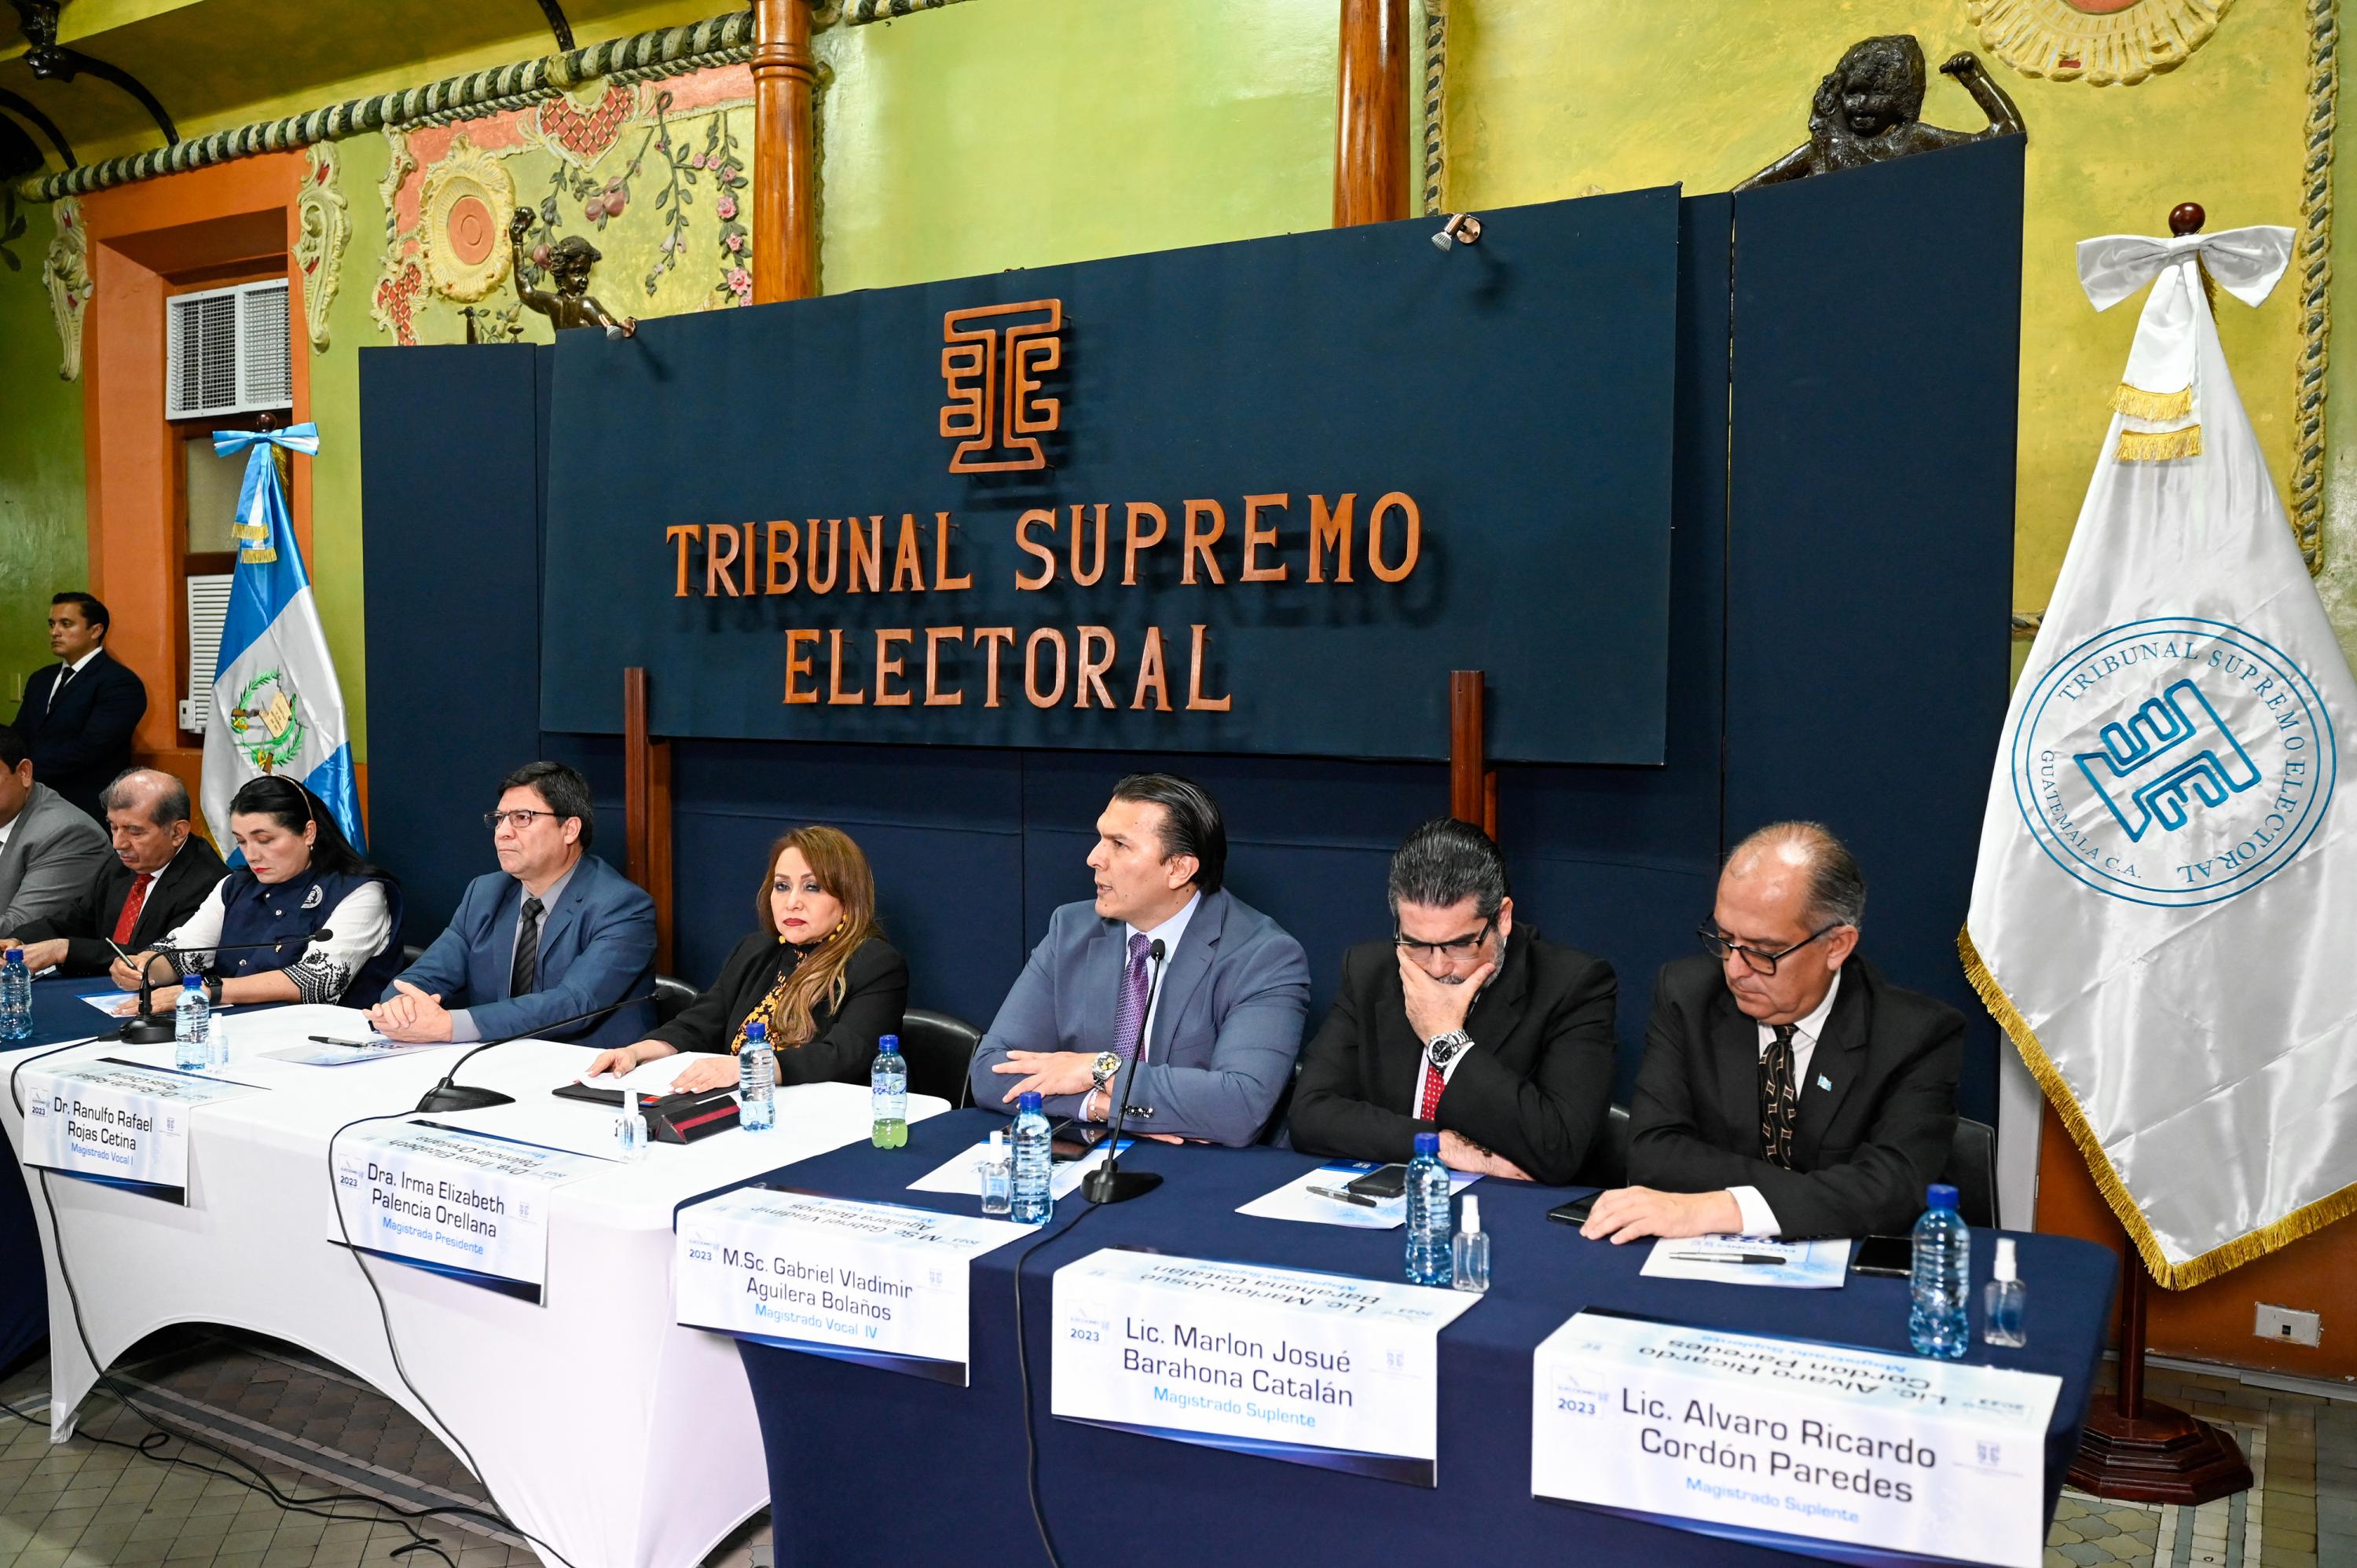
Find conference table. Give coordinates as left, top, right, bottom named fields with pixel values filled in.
left=2, top=977, right=946, bottom=1568
left=725, top=1108, right=2119, bottom=1568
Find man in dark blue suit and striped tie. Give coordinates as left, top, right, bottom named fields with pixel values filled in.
left=367, top=761, right=658, bottom=1049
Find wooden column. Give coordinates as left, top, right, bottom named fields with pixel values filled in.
left=1448, top=670, right=1497, bottom=840
left=1333, top=0, right=1409, bottom=227
left=622, top=668, right=676, bottom=973
left=752, top=0, right=818, bottom=303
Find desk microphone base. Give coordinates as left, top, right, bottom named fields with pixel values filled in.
left=414, top=1083, right=517, bottom=1114
left=1081, top=1167, right=1162, bottom=1204
left=116, top=1015, right=175, bottom=1045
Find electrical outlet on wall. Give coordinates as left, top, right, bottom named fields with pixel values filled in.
left=2254, top=1303, right=2322, bottom=1346
left=6, top=672, right=21, bottom=703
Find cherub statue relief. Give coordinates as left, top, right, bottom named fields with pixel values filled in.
left=1736, top=36, right=2023, bottom=192
left=509, top=210, right=636, bottom=338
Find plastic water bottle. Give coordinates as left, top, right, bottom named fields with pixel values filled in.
left=1010, top=1092, right=1052, bottom=1225
left=738, top=1020, right=776, bottom=1133
left=0, top=948, right=30, bottom=1042
left=1983, top=1236, right=2027, bottom=1348
left=1405, top=1131, right=1453, bottom=1286
left=173, top=975, right=210, bottom=1069
left=871, top=1034, right=907, bottom=1149
left=1908, top=1181, right=1972, bottom=1359
left=614, top=1087, right=649, bottom=1162
left=977, top=1129, right=1013, bottom=1215
left=1451, top=1192, right=1490, bottom=1294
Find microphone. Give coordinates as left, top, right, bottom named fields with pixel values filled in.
left=1083, top=938, right=1166, bottom=1205
left=414, top=991, right=655, bottom=1114
left=116, top=929, right=336, bottom=1043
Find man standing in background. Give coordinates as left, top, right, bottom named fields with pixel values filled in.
left=12, top=593, right=148, bottom=822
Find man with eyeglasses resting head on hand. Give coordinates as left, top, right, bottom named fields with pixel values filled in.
left=368, top=761, right=657, bottom=1049
left=1585, top=821, right=1961, bottom=1243
left=1289, top=817, right=1618, bottom=1184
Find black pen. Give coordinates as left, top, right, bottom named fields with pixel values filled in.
left=1307, top=1184, right=1380, bottom=1208
left=1665, top=1253, right=1789, bottom=1266
left=308, top=1035, right=388, bottom=1049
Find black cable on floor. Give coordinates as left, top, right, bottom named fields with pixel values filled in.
left=1010, top=1194, right=1104, bottom=1568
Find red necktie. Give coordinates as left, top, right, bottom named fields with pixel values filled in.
left=112, top=873, right=155, bottom=945
left=1417, top=1060, right=1445, bottom=1120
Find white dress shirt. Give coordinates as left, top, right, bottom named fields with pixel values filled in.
left=1727, top=970, right=1842, bottom=1237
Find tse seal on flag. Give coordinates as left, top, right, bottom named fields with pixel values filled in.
left=2010, top=615, right=2337, bottom=910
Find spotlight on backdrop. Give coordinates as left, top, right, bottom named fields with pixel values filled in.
left=1431, top=213, right=1483, bottom=252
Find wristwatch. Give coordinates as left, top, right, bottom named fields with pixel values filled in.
left=1091, top=1051, right=1121, bottom=1091
left=1424, top=1030, right=1473, bottom=1070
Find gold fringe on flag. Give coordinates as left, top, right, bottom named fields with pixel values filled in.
left=1957, top=925, right=2357, bottom=1290
left=2116, top=424, right=2203, bottom=463
left=2109, top=382, right=2194, bottom=422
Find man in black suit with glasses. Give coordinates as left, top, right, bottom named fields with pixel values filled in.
left=1585, top=821, right=1961, bottom=1242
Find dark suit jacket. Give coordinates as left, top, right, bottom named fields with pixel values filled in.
left=385, top=853, right=658, bottom=1048
left=1288, top=926, right=1618, bottom=1185
left=1628, top=954, right=1963, bottom=1239
left=648, top=931, right=908, bottom=1086
left=13, top=652, right=147, bottom=822
left=15, top=836, right=229, bottom=977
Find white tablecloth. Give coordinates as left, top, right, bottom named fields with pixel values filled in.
left=1, top=1005, right=944, bottom=1568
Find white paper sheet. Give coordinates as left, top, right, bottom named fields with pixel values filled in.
left=1637, top=1233, right=1848, bottom=1288
left=1236, top=1161, right=1483, bottom=1230
left=907, top=1138, right=1133, bottom=1202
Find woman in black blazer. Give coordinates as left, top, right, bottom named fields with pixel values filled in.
left=585, top=826, right=907, bottom=1092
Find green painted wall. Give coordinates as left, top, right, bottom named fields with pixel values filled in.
left=0, top=211, right=89, bottom=724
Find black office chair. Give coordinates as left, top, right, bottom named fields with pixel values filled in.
left=1573, top=1102, right=1632, bottom=1189
left=399, top=944, right=427, bottom=968
left=1939, top=1116, right=1999, bottom=1230
left=651, top=974, right=698, bottom=1028
left=900, top=1008, right=983, bottom=1108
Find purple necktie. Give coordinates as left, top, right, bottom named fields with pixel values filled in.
left=1113, top=932, right=1153, bottom=1061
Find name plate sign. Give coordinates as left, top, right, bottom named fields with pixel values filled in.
left=1051, top=1247, right=1479, bottom=1486
left=332, top=1123, right=599, bottom=1302
left=1531, top=1312, right=2062, bottom=1568
left=673, top=1189, right=1029, bottom=1385
left=20, top=1059, right=265, bottom=1203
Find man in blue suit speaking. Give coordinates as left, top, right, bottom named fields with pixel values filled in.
left=367, top=761, right=656, bottom=1048
left=970, top=773, right=1310, bottom=1148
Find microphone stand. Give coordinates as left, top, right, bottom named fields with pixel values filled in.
left=1083, top=939, right=1166, bottom=1205
left=115, top=928, right=337, bottom=1043
left=414, top=991, right=654, bottom=1113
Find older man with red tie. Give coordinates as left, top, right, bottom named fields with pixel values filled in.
left=2, top=768, right=226, bottom=977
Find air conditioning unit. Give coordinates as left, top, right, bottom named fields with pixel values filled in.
left=166, top=279, right=291, bottom=420
left=179, top=572, right=233, bottom=734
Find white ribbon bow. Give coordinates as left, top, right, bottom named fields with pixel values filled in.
left=2077, top=226, right=2294, bottom=313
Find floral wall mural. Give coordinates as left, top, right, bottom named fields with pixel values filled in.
left=370, top=64, right=753, bottom=346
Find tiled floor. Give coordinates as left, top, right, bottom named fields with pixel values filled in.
left=0, top=1330, right=769, bottom=1567
left=0, top=1331, right=2345, bottom=1567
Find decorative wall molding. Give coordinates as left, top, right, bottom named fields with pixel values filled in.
left=1967, top=0, right=2235, bottom=86
left=845, top=0, right=977, bottom=22
left=2293, top=0, right=2337, bottom=572
left=418, top=135, right=516, bottom=302
left=13, top=12, right=755, bottom=202
left=294, top=143, right=350, bottom=350
left=41, top=194, right=87, bottom=379
left=1420, top=0, right=1447, bottom=217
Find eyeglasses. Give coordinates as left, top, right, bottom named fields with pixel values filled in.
left=1696, top=921, right=1842, bottom=976
left=484, top=808, right=559, bottom=831
left=1395, top=915, right=1494, bottom=959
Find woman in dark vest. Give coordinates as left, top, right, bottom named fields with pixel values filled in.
left=115, top=776, right=403, bottom=1008
left=584, top=825, right=907, bottom=1092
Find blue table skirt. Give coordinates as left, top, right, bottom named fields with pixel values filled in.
left=728, top=1109, right=2117, bottom=1568
left=0, top=976, right=129, bottom=1373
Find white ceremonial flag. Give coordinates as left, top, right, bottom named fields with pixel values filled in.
left=1963, top=223, right=2357, bottom=1288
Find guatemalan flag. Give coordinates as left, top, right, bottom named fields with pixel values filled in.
left=1963, top=225, right=2357, bottom=1288
left=201, top=423, right=366, bottom=855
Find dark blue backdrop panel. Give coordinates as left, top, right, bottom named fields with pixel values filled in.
left=1726, top=138, right=2023, bottom=1125
left=360, top=343, right=549, bottom=948
left=539, top=189, right=1684, bottom=764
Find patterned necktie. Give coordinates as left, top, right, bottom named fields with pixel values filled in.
left=111, top=873, right=154, bottom=946
left=1759, top=1024, right=1799, bottom=1169
left=1113, top=932, right=1153, bottom=1061
left=510, top=896, right=544, bottom=998
left=1417, top=1055, right=1446, bottom=1121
